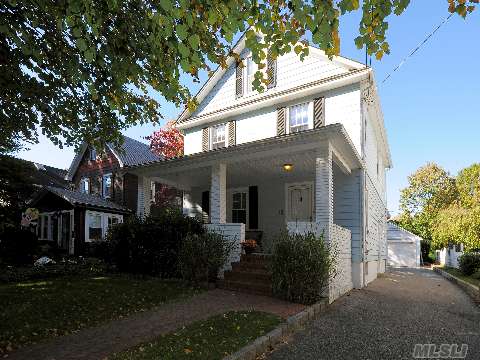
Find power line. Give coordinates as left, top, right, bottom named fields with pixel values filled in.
left=381, top=12, right=454, bottom=85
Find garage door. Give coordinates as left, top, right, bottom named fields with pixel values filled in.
left=388, top=241, right=417, bottom=267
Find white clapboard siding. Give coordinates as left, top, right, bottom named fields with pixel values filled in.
left=191, top=49, right=348, bottom=119
left=365, top=175, right=387, bottom=263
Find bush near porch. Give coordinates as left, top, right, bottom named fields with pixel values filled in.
left=458, top=252, right=480, bottom=276
left=271, top=232, right=334, bottom=305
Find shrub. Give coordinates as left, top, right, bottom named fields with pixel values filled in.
left=178, top=231, right=235, bottom=284
left=458, top=252, right=480, bottom=276
left=0, top=227, right=38, bottom=265
left=271, top=231, right=334, bottom=305
left=106, top=211, right=204, bottom=277
left=84, top=241, right=111, bottom=261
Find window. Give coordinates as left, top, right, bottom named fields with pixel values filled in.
left=88, top=213, right=102, bottom=241
left=89, top=148, right=97, bottom=161
left=102, top=174, right=112, bottom=198
left=211, top=124, right=226, bottom=150
left=288, top=103, right=310, bottom=133
left=80, top=178, right=90, bottom=194
left=245, top=57, right=255, bottom=94
left=232, top=192, right=247, bottom=224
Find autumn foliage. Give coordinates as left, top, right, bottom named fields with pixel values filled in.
left=147, top=121, right=184, bottom=159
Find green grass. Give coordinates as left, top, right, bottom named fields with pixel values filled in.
left=0, top=275, right=200, bottom=353
left=443, top=267, right=480, bottom=287
left=110, top=311, right=282, bottom=360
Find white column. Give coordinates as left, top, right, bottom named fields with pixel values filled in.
left=315, top=143, right=333, bottom=243
left=210, top=163, right=226, bottom=223
left=136, top=175, right=151, bottom=218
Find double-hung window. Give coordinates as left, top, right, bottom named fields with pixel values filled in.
left=80, top=178, right=90, bottom=194
left=232, top=192, right=247, bottom=225
left=88, top=213, right=102, bottom=241
left=102, top=174, right=112, bottom=198
left=288, top=103, right=311, bottom=133
left=211, top=124, right=226, bottom=150
left=89, top=148, right=97, bottom=161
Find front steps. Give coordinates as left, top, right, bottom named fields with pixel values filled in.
left=217, top=253, right=272, bottom=296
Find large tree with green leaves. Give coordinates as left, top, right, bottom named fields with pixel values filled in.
left=397, top=163, right=457, bottom=241
left=1, top=0, right=477, bottom=153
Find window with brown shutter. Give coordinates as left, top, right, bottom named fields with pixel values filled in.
left=313, top=97, right=325, bottom=128
left=276, top=107, right=286, bottom=136
left=267, top=49, right=277, bottom=89
left=202, top=127, right=209, bottom=151
left=235, top=61, right=243, bottom=98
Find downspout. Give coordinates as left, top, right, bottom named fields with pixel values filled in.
left=360, top=88, right=368, bottom=288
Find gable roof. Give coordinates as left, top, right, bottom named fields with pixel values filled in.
left=66, top=136, right=160, bottom=181
left=387, top=222, right=423, bottom=242
left=175, top=33, right=367, bottom=125
left=31, top=186, right=130, bottom=213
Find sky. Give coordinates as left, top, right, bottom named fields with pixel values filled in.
left=15, top=2, right=480, bottom=215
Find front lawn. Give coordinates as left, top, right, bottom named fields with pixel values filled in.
left=443, top=267, right=480, bottom=287
left=110, top=311, right=282, bottom=360
left=0, top=275, right=200, bottom=353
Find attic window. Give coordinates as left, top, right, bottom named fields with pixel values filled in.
left=89, top=148, right=97, bottom=161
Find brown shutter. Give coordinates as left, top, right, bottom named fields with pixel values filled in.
left=202, top=127, right=209, bottom=151
left=313, top=97, right=325, bottom=128
left=276, top=107, right=286, bottom=136
left=228, top=121, right=236, bottom=146
left=267, top=49, right=277, bottom=89
left=235, top=61, right=243, bottom=98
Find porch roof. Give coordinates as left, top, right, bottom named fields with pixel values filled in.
left=128, top=124, right=364, bottom=190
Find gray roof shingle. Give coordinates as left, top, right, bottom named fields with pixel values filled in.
left=45, top=186, right=130, bottom=212
left=109, top=136, right=160, bottom=167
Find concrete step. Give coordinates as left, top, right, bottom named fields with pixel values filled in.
left=240, top=253, right=272, bottom=264
left=224, top=269, right=272, bottom=284
left=232, top=260, right=269, bottom=272
left=217, top=279, right=272, bottom=296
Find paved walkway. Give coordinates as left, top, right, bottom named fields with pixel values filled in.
left=7, top=289, right=304, bottom=360
left=267, top=268, right=480, bottom=360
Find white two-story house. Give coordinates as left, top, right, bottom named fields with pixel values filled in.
left=129, top=35, right=392, bottom=301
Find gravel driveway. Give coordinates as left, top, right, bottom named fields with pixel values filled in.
left=267, top=268, right=480, bottom=360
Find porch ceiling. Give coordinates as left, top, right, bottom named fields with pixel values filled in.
left=129, top=124, right=363, bottom=190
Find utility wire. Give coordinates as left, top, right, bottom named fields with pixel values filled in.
left=380, top=12, right=454, bottom=85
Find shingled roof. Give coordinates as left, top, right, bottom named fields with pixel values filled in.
left=34, top=186, right=130, bottom=213
left=66, top=135, right=160, bottom=180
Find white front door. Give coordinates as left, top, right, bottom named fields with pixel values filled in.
left=286, top=183, right=313, bottom=222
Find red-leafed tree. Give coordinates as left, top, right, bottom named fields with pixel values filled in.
left=147, top=121, right=184, bottom=159
left=147, top=121, right=184, bottom=212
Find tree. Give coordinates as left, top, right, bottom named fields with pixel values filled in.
left=0, top=156, right=36, bottom=232
left=146, top=121, right=184, bottom=159
left=456, top=163, right=480, bottom=208
left=432, top=204, right=480, bottom=252
left=397, top=163, right=457, bottom=241
left=1, top=0, right=476, bottom=153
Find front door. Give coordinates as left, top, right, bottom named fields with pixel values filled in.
left=287, top=183, right=313, bottom=222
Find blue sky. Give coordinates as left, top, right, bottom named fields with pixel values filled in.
left=16, top=2, right=480, bottom=215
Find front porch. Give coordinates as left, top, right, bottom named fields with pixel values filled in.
left=130, top=125, right=363, bottom=300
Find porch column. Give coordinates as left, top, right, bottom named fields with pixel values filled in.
left=315, top=143, right=333, bottom=243
left=210, top=163, right=226, bottom=223
left=137, top=175, right=152, bottom=218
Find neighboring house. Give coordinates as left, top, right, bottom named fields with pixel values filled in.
left=436, top=244, right=465, bottom=268
left=126, top=34, right=391, bottom=301
left=29, top=136, right=159, bottom=254
left=387, top=222, right=421, bottom=268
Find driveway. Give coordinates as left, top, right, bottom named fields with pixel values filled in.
left=267, top=268, right=480, bottom=360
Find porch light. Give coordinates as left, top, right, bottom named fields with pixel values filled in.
left=283, top=163, right=293, bottom=172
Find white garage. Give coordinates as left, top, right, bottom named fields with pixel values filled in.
left=387, top=222, right=422, bottom=268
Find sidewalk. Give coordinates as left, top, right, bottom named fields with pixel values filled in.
left=7, top=289, right=304, bottom=360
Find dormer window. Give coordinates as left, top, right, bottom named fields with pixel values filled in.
left=89, top=148, right=97, bottom=161
left=80, top=178, right=90, bottom=194
left=211, top=123, right=226, bottom=150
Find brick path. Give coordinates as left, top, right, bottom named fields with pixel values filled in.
left=7, top=289, right=304, bottom=360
